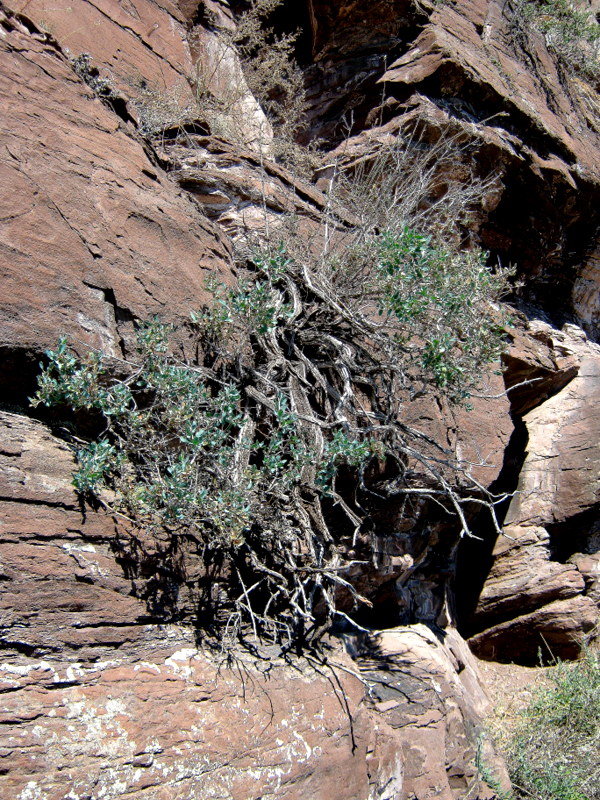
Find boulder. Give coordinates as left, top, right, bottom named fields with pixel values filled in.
left=353, top=625, right=510, bottom=799
left=504, top=324, right=600, bottom=529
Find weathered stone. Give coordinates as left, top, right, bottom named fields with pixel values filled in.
left=573, top=241, right=600, bottom=340
left=0, top=409, right=511, bottom=800
left=0, top=646, right=387, bottom=800
left=466, top=324, right=600, bottom=662
left=469, top=595, right=598, bottom=664
left=2, top=0, right=600, bottom=794
left=158, top=133, right=334, bottom=236
left=354, top=625, right=510, bottom=799
left=189, top=24, right=273, bottom=150
left=502, top=319, right=581, bottom=416
left=6, top=0, right=196, bottom=105
left=569, top=548, right=600, bottom=606
left=472, top=525, right=587, bottom=628
left=0, top=411, right=159, bottom=659
left=504, top=325, right=600, bottom=529
left=0, top=6, right=230, bottom=379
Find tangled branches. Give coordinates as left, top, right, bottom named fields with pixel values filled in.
left=33, top=211, right=512, bottom=647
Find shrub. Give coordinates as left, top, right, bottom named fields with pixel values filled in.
left=128, top=0, right=312, bottom=169
left=500, top=649, right=600, bottom=800
left=230, top=0, right=307, bottom=145
left=32, top=210, right=511, bottom=645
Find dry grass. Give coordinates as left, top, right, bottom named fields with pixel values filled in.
left=480, top=649, right=600, bottom=800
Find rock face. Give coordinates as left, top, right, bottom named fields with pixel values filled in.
left=305, top=0, right=600, bottom=334
left=0, top=410, right=498, bottom=800
left=1, top=0, right=600, bottom=797
left=7, top=0, right=197, bottom=105
left=0, top=3, right=231, bottom=405
left=353, top=626, right=510, bottom=800
left=465, top=323, right=600, bottom=663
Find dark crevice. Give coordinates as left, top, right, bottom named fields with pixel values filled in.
left=482, top=171, right=599, bottom=329
left=191, top=2, right=210, bottom=28
left=82, top=281, right=136, bottom=356
left=81, top=282, right=135, bottom=327
left=0, top=495, right=76, bottom=512
left=0, top=346, right=43, bottom=413
left=547, top=506, right=600, bottom=563
left=70, top=54, right=136, bottom=127
left=228, top=0, right=314, bottom=66
left=454, top=415, right=529, bottom=638
left=0, top=640, right=37, bottom=657
left=71, top=619, right=157, bottom=629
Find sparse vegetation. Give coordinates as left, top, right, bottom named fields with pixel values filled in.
left=513, top=0, right=600, bottom=79
left=231, top=0, right=307, bottom=141
left=71, top=53, right=124, bottom=106
left=483, top=649, right=600, bottom=800
left=130, top=78, right=198, bottom=138
left=131, top=0, right=315, bottom=173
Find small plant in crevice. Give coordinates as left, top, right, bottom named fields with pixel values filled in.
left=32, top=209, right=513, bottom=648
left=129, top=78, right=199, bottom=138
left=72, top=53, right=119, bottom=101
left=70, top=53, right=134, bottom=124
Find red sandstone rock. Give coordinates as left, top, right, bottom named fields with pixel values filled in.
left=0, top=6, right=231, bottom=367
left=502, top=320, right=581, bottom=416
left=468, top=324, right=600, bottom=662
left=469, top=595, right=598, bottom=664
left=0, top=646, right=384, bottom=800
left=355, top=625, right=510, bottom=799
left=6, top=0, right=196, bottom=105
left=0, top=411, right=505, bottom=800
left=1, top=0, right=600, bottom=795
left=473, top=525, right=587, bottom=627
left=505, top=325, right=600, bottom=529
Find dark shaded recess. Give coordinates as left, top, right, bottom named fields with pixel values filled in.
left=0, top=345, right=116, bottom=440
left=112, top=527, right=233, bottom=632
left=302, top=34, right=421, bottom=143
left=264, top=0, right=314, bottom=66
left=454, top=415, right=529, bottom=639
left=322, top=456, right=464, bottom=632
left=303, top=30, right=599, bottom=327
left=227, top=0, right=314, bottom=65
left=482, top=169, right=599, bottom=334
left=298, top=4, right=427, bottom=142
left=0, top=639, right=37, bottom=658
left=303, top=54, right=395, bottom=143
left=547, top=505, right=600, bottom=563
left=307, top=0, right=424, bottom=61
left=439, top=72, right=600, bottom=333
left=0, top=346, right=43, bottom=414
left=189, top=1, right=210, bottom=27
left=472, top=627, right=589, bottom=666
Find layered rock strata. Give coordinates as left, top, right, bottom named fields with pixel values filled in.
left=1, top=0, right=599, bottom=797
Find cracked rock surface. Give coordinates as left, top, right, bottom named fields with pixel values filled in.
left=0, top=0, right=599, bottom=797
